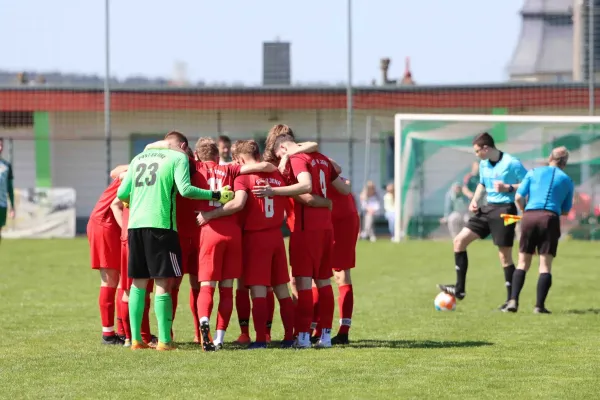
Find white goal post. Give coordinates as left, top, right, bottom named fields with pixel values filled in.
left=393, top=113, right=600, bottom=242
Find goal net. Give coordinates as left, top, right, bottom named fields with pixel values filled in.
left=393, top=114, right=600, bottom=241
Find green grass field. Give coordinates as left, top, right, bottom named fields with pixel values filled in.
left=2, top=238, right=600, bottom=399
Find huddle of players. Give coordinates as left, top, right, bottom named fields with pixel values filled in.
left=87, top=125, right=359, bottom=351
left=438, top=132, right=574, bottom=314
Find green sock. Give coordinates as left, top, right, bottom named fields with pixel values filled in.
left=154, top=293, right=173, bottom=344
left=129, top=287, right=146, bottom=342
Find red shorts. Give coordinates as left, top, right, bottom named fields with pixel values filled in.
left=87, top=222, right=120, bottom=270
left=179, top=235, right=199, bottom=275
left=289, top=229, right=334, bottom=280
left=243, top=229, right=290, bottom=287
left=332, top=214, right=359, bottom=271
left=120, top=241, right=154, bottom=292
left=197, top=225, right=242, bottom=282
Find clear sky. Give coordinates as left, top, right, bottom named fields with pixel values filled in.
left=0, top=0, right=523, bottom=85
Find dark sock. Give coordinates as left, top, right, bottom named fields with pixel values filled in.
left=504, top=264, right=516, bottom=302
left=454, top=251, right=468, bottom=293
left=510, top=269, right=527, bottom=303
left=536, top=273, right=552, bottom=309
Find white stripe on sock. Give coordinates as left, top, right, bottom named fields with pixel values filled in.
left=102, top=326, right=115, bottom=333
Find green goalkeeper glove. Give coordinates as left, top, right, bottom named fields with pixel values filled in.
left=216, top=185, right=234, bottom=205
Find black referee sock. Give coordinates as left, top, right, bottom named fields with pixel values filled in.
left=536, top=273, right=552, bottom=309
left=454, top=251, right=468, bottom=293
left=504, top=264, right=516, bottom=302
left=510, top=268, right=527, bottom=303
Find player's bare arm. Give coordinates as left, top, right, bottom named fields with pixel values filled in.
left=239, top=162, right=277, bottom=174
left=469, top=183, right=486, bottom=212
left=332, top=176, right=351, bottom=195
left=277, top=143, right=319, bottom=173
left=515, top=193, right=527, bottom=212
left=294, top=194, right=332, bottom=210
left=253, top=171, right=311, bottom=198
left=328, top=158, right=342, bottom=175
left=197, top=190, right=248, bottom=226
left=110, top=164, right=129, bottom=180
left=110, top=196, right=124, bottom=229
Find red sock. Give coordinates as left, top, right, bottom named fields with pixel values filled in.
left=216, top=287, right=234, bottom=331
left=266, top=290, right=275, bottom=335
left=318, top=285, right=334, bottom=330
left=121, top=300, right=131, bottom=340
left=99, top=286, right=117, bottom=336
left=190, top=288, right=200, bottom=339
left=278, top=297, right=295, bottom=341
left=338, top=284, right=354, bottom=335
left=236, top=289, right=251, bottom=335
left=311, top=286, right=321, bottom=336
left=141, top=293, right=152, bottom=343
left=295, top=289, right=313, bottom=335
left=197, top=286, right=215, bottom=321
left=116, top=288, right=124, bottom=336
left=251, top=297, right=268, bottom=343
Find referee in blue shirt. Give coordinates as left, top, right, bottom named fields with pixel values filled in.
left=505, top=146, right=574, bottom=314
left=438, top=132, right=528, bottom=310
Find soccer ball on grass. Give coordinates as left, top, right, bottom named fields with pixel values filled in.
left=434, top=292, right=456, bottom=311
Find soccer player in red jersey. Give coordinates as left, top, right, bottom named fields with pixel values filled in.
left=87, top=175, right=125, bottom=345
left=327, top=173, right=359, bottom=345
left=198, top=140, right=297, bottom=349
left=254, top=134, right=351, bottom=348
left=193, top=137, right=277, bottom=351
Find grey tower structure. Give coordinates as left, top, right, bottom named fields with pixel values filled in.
left=263, top=41, right=291, bottom=86
left=507, top=0, right=574, bottom=82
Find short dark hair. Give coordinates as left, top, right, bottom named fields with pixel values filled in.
left=472, top=132, right=495, bottom=148
left=164, top=131, right=189, bottom=147
left=218, top=135, right=231, bottom=145
left=273, top=134, right=296, bottom=151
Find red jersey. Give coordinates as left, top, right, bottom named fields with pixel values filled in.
left=193, top=161, right=242, bottom=228
left=120, top=205, right=129, bottom=242
left=89, top=179, right=120, bottom=228
left=176, top=158, right=201, bottom=238
left=328, top=177, right=357, bottom=219
left=288, top=153, right=339, bottom=231
left=235, top=171, right=287, bottom=231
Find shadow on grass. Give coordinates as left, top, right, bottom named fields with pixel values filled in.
left=564, top=308, right=600, bottom=315
left=169, top=340, right=493, bottom=351
left=346, top=339, right=493, bottom=349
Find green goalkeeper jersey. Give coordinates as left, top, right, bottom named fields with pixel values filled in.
left=117, top=149, right=213, bottom=230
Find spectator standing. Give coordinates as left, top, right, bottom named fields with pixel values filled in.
left=383, top=183, right=396, bottom=240
left=360, top=181, right=381, bottom=242
left=440, top=183, right=470, bottom=238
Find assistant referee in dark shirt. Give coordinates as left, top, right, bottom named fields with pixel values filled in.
left=505, top=146, right=574, bottom=314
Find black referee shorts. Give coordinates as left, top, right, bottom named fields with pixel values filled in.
left=466, top=203, right=517, bottom=247
left=128, top=228, right=183, bottom=279
left=519, top=210, right=561, bottom=257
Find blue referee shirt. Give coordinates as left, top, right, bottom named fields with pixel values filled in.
left=479, top=152, right=528, bottom=204
left=517, top=166, right=574, bottom=216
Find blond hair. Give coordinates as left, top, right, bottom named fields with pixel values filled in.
left=548, top=146, right=569, bottom=168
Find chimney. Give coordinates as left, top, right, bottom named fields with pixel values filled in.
left=16, top=72, right=28, bottom=85
left=380, top=58, right=391, bottom=85
left=400, top=57, right=415, bottom=85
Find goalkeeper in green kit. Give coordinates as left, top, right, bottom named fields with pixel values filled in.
left=117, top=136, right=234, bottom=351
